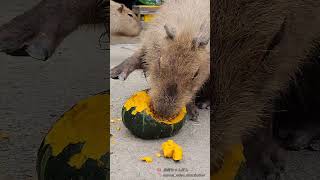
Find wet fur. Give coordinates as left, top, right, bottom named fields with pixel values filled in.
left=210, top=0, right=320, bottom=176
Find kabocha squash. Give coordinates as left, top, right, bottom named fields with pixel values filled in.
left=122, top=90, right=187, bottom=139
left=36, top=91, right=110, bottom=180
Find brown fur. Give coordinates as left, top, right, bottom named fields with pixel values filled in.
left=210, top=0, right=320, bottom=175
left=110, top=0, right=142, bottom=37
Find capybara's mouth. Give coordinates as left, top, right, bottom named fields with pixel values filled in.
left=146, top=89, right=182, bottom=120
left=149, top=100, right=181, bottom=120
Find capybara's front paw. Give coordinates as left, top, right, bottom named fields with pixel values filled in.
left=196, top=100, right=210, bottom=110
left=110, top=64, right=131, bottom=81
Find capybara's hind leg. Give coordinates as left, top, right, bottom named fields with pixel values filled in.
left=195, top=80, right=211, bottom=110
left=186, top=101, right=199, bottom=122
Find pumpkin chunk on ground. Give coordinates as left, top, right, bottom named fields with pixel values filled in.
left=156, top=153, right=161, bottom=157
left=141, top=156, right=153, bottom=163
left=161, top=140, right=183, bottom=161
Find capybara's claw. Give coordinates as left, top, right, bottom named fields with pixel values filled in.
left=110, top=65, right=130, bottom=80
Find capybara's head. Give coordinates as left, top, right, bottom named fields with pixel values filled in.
left=145, top=25, right=210, bottom=118
left=110, top=1, right=142, bottom=37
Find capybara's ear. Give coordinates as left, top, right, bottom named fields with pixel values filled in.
left=164, top=24, right=176, bottom=40
left=118, top=4, right=124, bottom=13
left=192, top=36, right=209, bottom=50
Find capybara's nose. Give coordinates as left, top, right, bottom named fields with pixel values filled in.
left=166, top=83, right=177, bottom=98
left=152, top=101, right=178, bottom=119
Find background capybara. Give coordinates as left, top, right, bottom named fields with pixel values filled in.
left=110, top=0, right=142, bottom=37
left=110, top=0, right=210, bottom=120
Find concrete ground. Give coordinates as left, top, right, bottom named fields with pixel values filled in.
left=110, top=44, right=210, bottom=179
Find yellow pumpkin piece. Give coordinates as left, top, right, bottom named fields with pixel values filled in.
left=162, top=140, right=175, bottom=158
left=156, top=153, right=161, bottom=158
left=172, top=145, right=183, bottom=161
left=141, top=156, right=153, bottom=163
left=161, top=140, right=183, bottom=161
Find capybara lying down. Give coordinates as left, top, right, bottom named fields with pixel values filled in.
left=0, top=0, right=141, bottom=60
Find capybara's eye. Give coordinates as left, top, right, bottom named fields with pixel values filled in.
left=128, top=14, right=133, bottom=18
left=192, top=69, right=199, bottom=80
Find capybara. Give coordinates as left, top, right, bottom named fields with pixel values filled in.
left=110, top=0, right=210, bottom=120
left=110, top=0, right=142, bottom=37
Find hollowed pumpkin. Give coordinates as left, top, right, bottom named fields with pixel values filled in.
left=122, top=90, right=187, bottom=139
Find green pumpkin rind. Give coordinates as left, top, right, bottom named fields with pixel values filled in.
left=122, top=106, right=186, bottom=139
left=36, top=141, right=109, bottom=180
